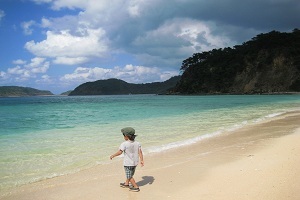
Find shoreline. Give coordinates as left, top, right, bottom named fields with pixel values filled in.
left=1, top=92, right=300, bottom=98
left=1, top=111, right=300, bottom=199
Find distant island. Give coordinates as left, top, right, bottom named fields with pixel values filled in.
left=0, top=86, right=53, bottom=97
left=171, top=29, right=300, bottom=94
left=69, top=76, right=181, bottom=95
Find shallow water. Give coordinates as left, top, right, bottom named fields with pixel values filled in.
left=0, top=94, right=299, bottom=190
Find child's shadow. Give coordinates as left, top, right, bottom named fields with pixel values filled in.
left=137, top=176, right=155, bottom=187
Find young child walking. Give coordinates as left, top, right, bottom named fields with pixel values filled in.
left=110, top=127, right=144, bottom=192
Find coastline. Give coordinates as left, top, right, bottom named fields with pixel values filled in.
left=1, top=111, right=300, bottom=200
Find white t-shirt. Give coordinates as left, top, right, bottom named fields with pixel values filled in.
left=119, top=140, right=141, bottom=166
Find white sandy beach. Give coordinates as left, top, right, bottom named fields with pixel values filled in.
left=1, top=111, right=300, bottom=200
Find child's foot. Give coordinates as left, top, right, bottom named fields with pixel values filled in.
left=120, top=183, right=130, bottom=188
left=129, top=187, right=140, bottom=192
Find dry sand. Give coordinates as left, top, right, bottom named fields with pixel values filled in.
left=1, top=111, right=300, bottom=200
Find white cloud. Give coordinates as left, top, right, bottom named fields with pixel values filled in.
left=60, top=67, right=110, bottom=83
left=7, top=66, right=33, bottom=81
left=21, top=20, right=36, bottom=35
left=25, top=28, right=109, bottom=64
left=25, top=57, right=46, bottom=68
left=8, top=66, right=25, bottom=75
left=6, top=57, right=50, bottom=81
left=47, top=0, right=122, bottom=11
left=24, top=57, right=50, bottom=73
left=0, top=71, right=8, bottom=79
left=12, top=59, right=27, bottom=65
left=50, top=0, right=87, bottom=10
left=30, top=63, right=49, bottom=74
left=32, top=0, right=142, bottom=12
left=53, top=56, right=88, bottom=65
left=175, top=19, right=233, bottom=51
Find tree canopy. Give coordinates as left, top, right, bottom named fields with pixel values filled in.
left=174, top=29, right=300, bottom=94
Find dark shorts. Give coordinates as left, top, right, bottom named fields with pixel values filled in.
left=124, top=166, right=136, bottom=179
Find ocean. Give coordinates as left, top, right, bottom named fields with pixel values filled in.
left=0, top=94, right=299, bottom=191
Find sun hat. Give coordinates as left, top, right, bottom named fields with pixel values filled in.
left=121, top=127, right=136, bottom=136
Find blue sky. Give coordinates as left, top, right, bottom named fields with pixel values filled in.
left=0, top=0, right=299, bottom=94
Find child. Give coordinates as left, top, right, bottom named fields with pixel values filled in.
left=110, top=127, right=144, bottom=192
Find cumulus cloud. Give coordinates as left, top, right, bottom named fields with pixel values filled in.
left=7, top=66, right=25, bottom=75
left=6, top=57, right=50, bottom=81
left=25, top=28, right=108, bottom=65
left=7, top=66, right=32, bottom=81
left=24, top=57, right=50, bottom=73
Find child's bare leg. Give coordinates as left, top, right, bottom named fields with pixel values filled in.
left=124, top=179, right=130, bottom=186
left=129, top=177, right=139, bottom=188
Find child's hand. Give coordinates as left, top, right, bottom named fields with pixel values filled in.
left=110, top=150, right=122, bottom=160
left=140, top=161, right=144, bottom=167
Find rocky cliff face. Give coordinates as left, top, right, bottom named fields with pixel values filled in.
left=230, top=54, right=299, bottom=94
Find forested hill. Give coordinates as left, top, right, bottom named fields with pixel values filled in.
left=0, top=86, right=53, bottom=97
left=172, top=29, right=300, bottom=94
left=69, top=76, right=181, bottom=95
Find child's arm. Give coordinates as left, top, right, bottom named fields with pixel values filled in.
left=110, top=150, right=123, bottom=160
left=139, top=148, right=144, bottom=167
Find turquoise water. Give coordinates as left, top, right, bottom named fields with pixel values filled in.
left=0, top=95, right=299, bottom=191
